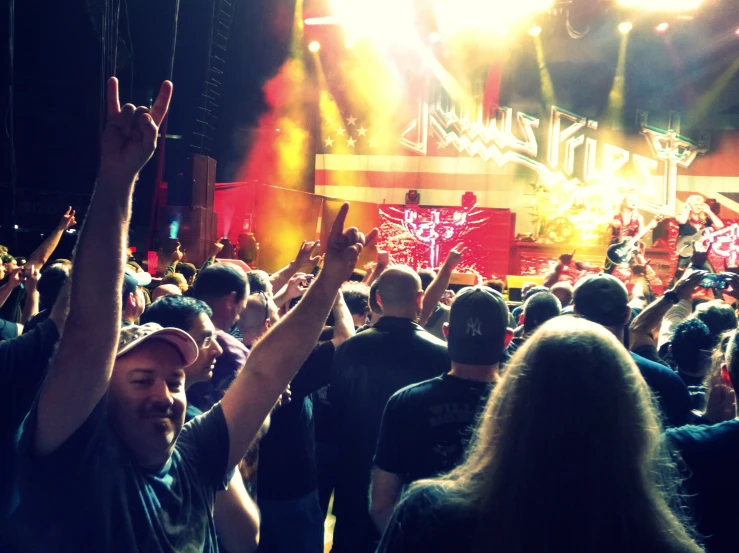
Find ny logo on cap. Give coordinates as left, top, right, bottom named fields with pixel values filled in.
left=466, top=318, right=482, bottom=337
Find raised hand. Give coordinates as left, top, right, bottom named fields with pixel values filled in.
left=7, top=268, right=24, bottom=289
left=285, top=272, right=313, bottom=300
left=376, top=250, right=390, bottom=267
left=210, top=241, right=224, bottom=258
left=672, top=269, right=709, bottom=300
left=444, top=242, right=466, bottom=268
left=294, top=240, right=321, bottom=267
left=24, top=265, right=40, bottom=293
left=322, top=203, right=377, bottom=286
left=100, top=77, right=173, bottom=179
left=57, top=207, right=77, bottom=231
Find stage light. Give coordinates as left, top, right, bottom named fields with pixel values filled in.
left=735, top=27, right=739, bottom=36
left=308, top=41, right=321, bottom=53
left=345, top=38, right=355, bottom=48
left=655, top=22, right=669, bottom=32
left=528, top=25, right=542, bottom=36
left=429, top=32, right=441, bottom=43
left=616, top=0, right=702, bottom=11
left=304, top=16, right=339, bottom=26
left=618, top=22, right=633, bottom=34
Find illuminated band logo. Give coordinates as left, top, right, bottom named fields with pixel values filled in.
left=400, top=101, right=707, bottom=217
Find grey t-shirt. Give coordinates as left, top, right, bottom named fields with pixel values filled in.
left=16, top=398, right=231, bottom=553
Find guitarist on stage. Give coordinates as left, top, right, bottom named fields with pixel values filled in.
left=605, top=194, right=650, bottom=274
left=674, top=194, right=724, bottom=276
left=609, top=194, right=644, bottom=247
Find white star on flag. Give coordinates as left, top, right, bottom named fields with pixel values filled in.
left=325, top=137, right=334, bottom=147
left=357, top=126, right=367, bottom=136
left=346, top=116, right=357, bottom=126
left=347, top=137, right=356, bottom=147
left=336, top=127, right=346, bottom=136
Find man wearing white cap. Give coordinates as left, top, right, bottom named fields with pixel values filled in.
left=13, top=77, right=375, bottom=553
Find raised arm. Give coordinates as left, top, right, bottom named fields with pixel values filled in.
left=220, top=204, right=375, bottom=469
left=25, top=208, right=76, bottom=270
left=630, top=270, right=706, bottom=352
left=706, top=203, right=724, bottom=229
left=418, top=243, right=465, bottom=326
left=34, top=77, right=172, bottom=455
left=20, top=265, right=41, bottom=324
left=331, top=289, right=355, bottom=347
left=269, top=240, right=321, bottom=293
left=675, top=203, right=691, bottom=225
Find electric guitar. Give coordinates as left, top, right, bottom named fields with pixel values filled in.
left=676, top=224, right=739, bottom=258
left=606, top=215, right=664, bottom=267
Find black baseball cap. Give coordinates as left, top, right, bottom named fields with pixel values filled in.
left=447, top=286, right=510, bottom=365
left=573, top=273, right=630, bottom=327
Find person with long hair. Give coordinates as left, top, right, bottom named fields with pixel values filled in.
left=378, top=316, right=703, bottom=553
left=674, top=194, right=724, bottom=277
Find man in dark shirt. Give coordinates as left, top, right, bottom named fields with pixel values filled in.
left=574, top=273, right=692, bottom=427
left=371, top=286, right=512, bottom=532
left=244, top=290, right=355, bottom=553
left=327, top=265, right=450, bottom=553
left=667, top=327, right=739, bottom=553
left=140, top=295, right=262, bottom=553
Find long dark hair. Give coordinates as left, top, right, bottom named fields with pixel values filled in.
left=412, top=317, right=702, bottom=553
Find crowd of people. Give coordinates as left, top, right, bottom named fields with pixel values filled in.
left=0, top=78, right=738, bottom=553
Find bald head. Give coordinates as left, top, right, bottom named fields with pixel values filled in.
left=238, top=293, right=280, bottom=347
left=376, top=265, right=423, bottom=319
left=152, top=284, right=182, bottom=301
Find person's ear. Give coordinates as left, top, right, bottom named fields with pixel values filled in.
left=442, top=322, right=449, bottom=339
left=376, top=291, right=384, bottom=309
left=504, top=328, right=514, bottom=347
left=721, top=363, right=733, bottom=388
left=264, top=318, right=272, bottom=331
left=623, top=306, right=632, bottom=325
left=415, top=291, right=424, bottom=307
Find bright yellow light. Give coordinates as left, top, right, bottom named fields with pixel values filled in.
left=528, top=25, right=542, bottom=36
left=429, top=32, right=442, bottom=43
left=616, top=0, right=702, bottom=11
left=434, top=0, right=553, bottom=35
left=655, top=22, right=669, bottom=32
left=308, top=41, right=321, bottom=52
left=345, top=38, right=355, bottom=48
left=618, top=22, right=633, bottom=34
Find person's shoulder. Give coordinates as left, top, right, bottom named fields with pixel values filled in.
left=414, top=325, right=448, bottom=349
left=631, top=352, right=681, bottom=379
left=668, top=419, right=739, bottom=449
left=389, top=376, right=445, bottom=405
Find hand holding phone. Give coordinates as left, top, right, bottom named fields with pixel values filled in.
left=699, top=273, right=730, bottom=290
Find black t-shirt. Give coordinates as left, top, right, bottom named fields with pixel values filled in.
left=631, top=352, right=692, bottom=428
left=14, top=398, right=231, bottom=553
left=0, top=318, right=60, bottom=517
left=377, top=485, right=477, bottom=553
left=258, top=341, right=335, bottom=501
left=678, top=218, right=712, bottom=237
left=374, top=374, right=493, bottom=483
left=667, top=420, right=739, bottom=553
